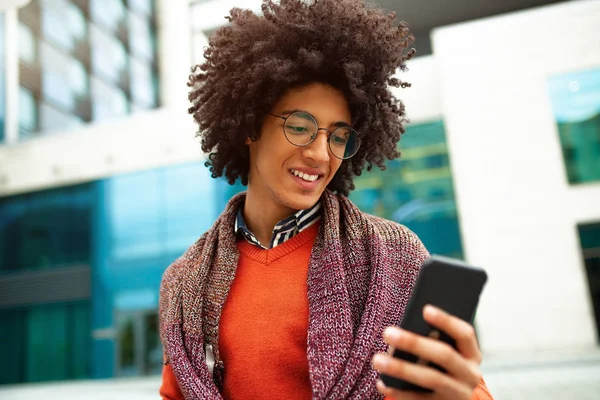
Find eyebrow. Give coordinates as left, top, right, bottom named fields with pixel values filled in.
left=279, top=108, right=351, bottom=127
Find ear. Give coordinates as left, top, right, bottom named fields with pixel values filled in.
left=246, top=133, right=258, bottom=144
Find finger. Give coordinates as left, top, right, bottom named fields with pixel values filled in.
left=383, top=327, right=480, bottom=389
left=423, top=305, right=482, bottom=363
left=375, top=379, right=430, bottom=400
left=373, top=354, right=472, bottom=399
left=377, top=377, right=473, bottom=400
left=374, top=352, right=451, bottom=392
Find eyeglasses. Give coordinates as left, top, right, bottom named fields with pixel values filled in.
left=268, top=111, right=360, bottom=160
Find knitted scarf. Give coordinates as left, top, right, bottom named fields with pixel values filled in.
left=159, top=190, right=429, bottom=399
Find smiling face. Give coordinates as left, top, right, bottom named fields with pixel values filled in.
left=246, top=83, right=351, bottom=216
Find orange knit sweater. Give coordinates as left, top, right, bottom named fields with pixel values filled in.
left=218, top=222, right=318, bottom=399
left=159, top=222, right=493, bottom=399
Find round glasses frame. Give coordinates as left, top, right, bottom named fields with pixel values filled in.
left=268, top=111, right=360, bottom=160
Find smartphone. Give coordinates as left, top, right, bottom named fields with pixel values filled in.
left=380, top=255, right=488, bottom=392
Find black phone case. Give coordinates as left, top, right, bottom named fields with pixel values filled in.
left=380, top=255, right=488, bottom=392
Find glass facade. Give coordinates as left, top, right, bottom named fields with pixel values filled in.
left=0, top=184, right=94, bottom=385
left=0, top=184, right=93, bottom=273
left=92, top=162, right=221, bottom=378
left=0, top=166, right=220, bottom=384
left=17, top=0, right=158, bottom=139
left=350, top=121, right=464, bottom=258
left=578, top=223, right=600, bottom=343
left=548, top=68, right=600, bottom=184
left=105, top=163, right=216, bottom=266
left=0, top=301, right=91, bottom=384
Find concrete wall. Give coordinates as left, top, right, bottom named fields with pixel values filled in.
left=432, top=0, right=600, bottom=356
left=391, top=55, right=442, bottom=125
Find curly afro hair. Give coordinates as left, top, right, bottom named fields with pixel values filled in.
left=188, top=0, right=415, bottom=196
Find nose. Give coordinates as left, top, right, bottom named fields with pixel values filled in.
left=302, top=129, right=330, bottom=164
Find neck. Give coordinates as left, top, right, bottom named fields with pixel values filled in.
left=243, top=187, right=297, bottom=248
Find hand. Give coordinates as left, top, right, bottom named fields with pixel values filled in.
left=372, top=305, right=482, bottom=399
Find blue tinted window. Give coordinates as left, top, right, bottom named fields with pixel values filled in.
left=90, top=25, right=127, bottom=85
left=0, top=184, right=93, bottom=272
left=130, top=58, right=156, bottom=109
left=41, top=0, right=85, bottom=51
left=18, top=22, right=36, bottom=64
left=41, top=43, right=75, bottom=110
left=548, top=68, right=600, bottom=184
left=41, top=0, right=72, bottom=50
left=108, top=170, right=162, bottom=261
left=39, top=41, right=88, bottom=115
left=0, top=184, right=94, bottom=385
left=350, top=121, right=464, bottom=258
left=0, top=301, right=91, bottom=384
left=40, top=102, right=83, bottom=133
left=164, top=163, right=216, bottom=255
left=90, top=0, right=125, bottom=33
left=128, top=11, right=154, bottom=61
left=91, top=77, right=128, bottom=121
left=128, top=0, right=153, bottom=16
left=106, top=162, right=217, bottom=263
left=18, top=87, right=37, bottom=138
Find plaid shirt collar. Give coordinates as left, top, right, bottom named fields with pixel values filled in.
left=234, top=201, right=322, bottom=249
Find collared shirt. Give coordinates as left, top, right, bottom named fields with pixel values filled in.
left=234, top=201, right=322, bottom=249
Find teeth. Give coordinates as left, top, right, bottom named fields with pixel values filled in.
left=291, top=169, right=319, bottom=182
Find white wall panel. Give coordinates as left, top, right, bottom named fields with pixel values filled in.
left=432, top=0, right=600, bottom=356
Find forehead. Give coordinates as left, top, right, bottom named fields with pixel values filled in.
left=273, top=83, right=351, bottom=122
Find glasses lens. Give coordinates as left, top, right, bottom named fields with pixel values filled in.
left=330, top=127, right=359, bottom=159
left=284, top=112, right=317, bottom=146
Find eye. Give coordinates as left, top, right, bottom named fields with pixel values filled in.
left=331, top=136, right=347, bottom=146
left=284, top=112, right=316, bottom=136
left=286, top=125, right=311, bottom=135
left=330, top=129, right=350, bottom=146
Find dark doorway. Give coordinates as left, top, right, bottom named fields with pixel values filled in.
left=578, top=223, right=600, bottom=342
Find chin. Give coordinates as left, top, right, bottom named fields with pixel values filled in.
left=281, top=190, right=323, bottom=211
